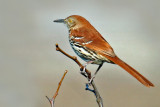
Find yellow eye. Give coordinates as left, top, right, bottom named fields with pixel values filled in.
left=68, top=19, right=72, bottom=23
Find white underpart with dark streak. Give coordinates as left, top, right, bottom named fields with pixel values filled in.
left=72, top=45, right=91, bottom=56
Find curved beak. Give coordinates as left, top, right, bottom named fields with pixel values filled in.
left=53, top=19, right=65, bottom=23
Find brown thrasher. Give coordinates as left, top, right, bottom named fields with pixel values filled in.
left=54, top=15, right=154, bottom=87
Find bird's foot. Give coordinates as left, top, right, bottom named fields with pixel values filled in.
left=80, top=68, right=87, bottom=75
left=88, top=75, right=95, bottom=85
left=80, top=61, right=93, bottom=78
left=80, top=66, right=88, bottom=77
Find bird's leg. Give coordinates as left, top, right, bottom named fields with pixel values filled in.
left=80, top=61, right=93, bottom=76
left=89, top=63, right=103, bottom=84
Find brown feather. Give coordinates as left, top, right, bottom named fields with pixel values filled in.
left=70, top=27, right=116, bottom=57
left=102, top=55, right=154, bottom=87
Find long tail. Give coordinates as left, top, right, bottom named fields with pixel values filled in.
left=105, top=55, right=154, bottom=87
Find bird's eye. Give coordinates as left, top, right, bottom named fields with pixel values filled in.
left=66, top=18, right=76, bottom=27
left=68, top=19, right=73, bottom=23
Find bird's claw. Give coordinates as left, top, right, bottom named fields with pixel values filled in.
left=88, top=76, right=95, bottom=85
left=80, top=66, right=88, bottom=77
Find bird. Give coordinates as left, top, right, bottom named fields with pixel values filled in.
left=54, top=15, right=154, bottom=87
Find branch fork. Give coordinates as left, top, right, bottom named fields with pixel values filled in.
left=46, top=70, right=68, bottom=107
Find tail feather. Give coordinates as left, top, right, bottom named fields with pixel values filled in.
left=105, top=56, right=154, bottom=87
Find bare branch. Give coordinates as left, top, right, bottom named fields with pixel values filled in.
left=92, top=82, right=103, bottom=107
left=55, top=43, right=103, bottom=107
left=55, top=43, right=91, bottom=79
left=53, top=70, right=68, bottom=99
left=46, top=70, right=68, bottom=107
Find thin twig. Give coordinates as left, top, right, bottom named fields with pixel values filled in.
left=46, top=70, right=68, bottom=107
left=55, top=43, right=103, bottom=107
left=56, top=43, right=91, bottom=79
left=53, top=70, right=68, bottom=99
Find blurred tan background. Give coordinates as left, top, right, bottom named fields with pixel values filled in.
left=0, top=0, right=160, bottom=107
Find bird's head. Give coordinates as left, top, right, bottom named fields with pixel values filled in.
left=54, top=15, right=91, bottom=29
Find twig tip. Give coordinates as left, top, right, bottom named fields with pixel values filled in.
left=46, top=96, right=50, bottom=101
left=65, top=70, right=68, bottom=73
left=55, top=43, right=58, bottom=47
left=55, top=43, right=60, bottom=51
